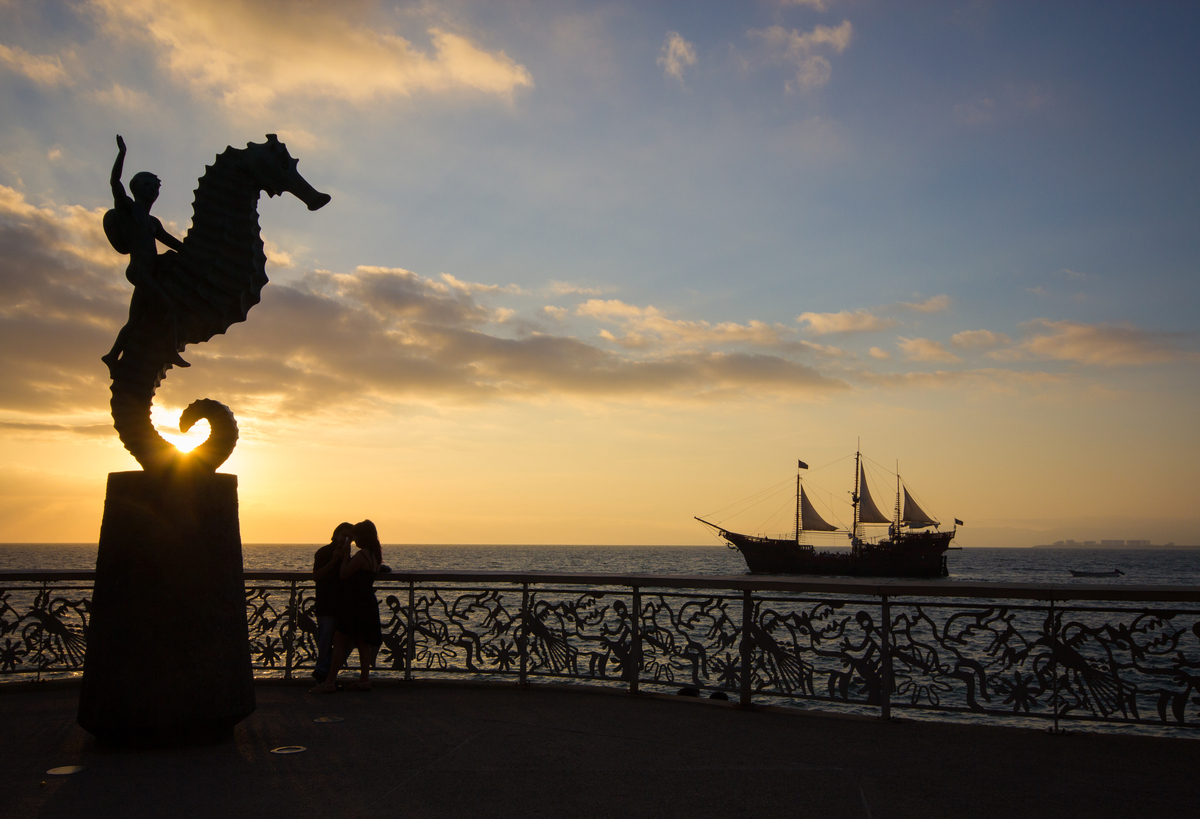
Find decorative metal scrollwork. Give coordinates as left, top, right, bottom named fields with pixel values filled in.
left=3, top=573, right=1198, bottom=734
left=0, top=584, right=90, bottom=678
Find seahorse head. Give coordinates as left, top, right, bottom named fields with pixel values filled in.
left=241, top=134, right=331, bottom=211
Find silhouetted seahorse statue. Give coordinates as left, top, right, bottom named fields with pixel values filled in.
left=104, top=134, right=330, bottom=473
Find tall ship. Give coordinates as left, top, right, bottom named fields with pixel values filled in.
left=696, top=451, right=960, bottom=577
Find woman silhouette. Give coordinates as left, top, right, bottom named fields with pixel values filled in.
left=311, top=520, right=384, bottom=693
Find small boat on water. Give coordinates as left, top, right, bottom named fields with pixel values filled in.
left=696, top=450, right=960, bottom=577
left=1069, top=569, right=1125, bottom=577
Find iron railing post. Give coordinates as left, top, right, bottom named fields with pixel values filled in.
left=405, top=581, right=415, bottom=682
left=1050, top=598, right=1059, bottom=733
left=518, top=582, right=529, bottom=686
left=740, top=589, right=754, bottom=707
left=284, top=579, right=297, bottom=681
left=630, top=585, right=641, bottom=694
left=36, top=580, right=49, bottom=682
left=880, top=594, right=891, bottom=720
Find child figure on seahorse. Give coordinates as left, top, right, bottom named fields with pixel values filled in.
left=101, top=134, right=191, bottom=374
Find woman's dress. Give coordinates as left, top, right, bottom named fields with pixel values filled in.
left=336, top=558, right=382, bottom=647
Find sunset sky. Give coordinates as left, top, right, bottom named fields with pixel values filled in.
left=1, top=0, right=1197, bottom=547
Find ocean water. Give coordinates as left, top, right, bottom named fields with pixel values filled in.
left=2, top=542, right=1199, bottom=585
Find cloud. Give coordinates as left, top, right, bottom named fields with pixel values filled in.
left=344, top=266, right=495, bottom=326
left=649, top=318, right=784, bottom=348
left=953, top=97, right=996, bottom=125
left=782, top=0, right=829, bottom=9
left=861, top=368, right=1066, bottom=392
left=547, top=281, right=604, bottom=297
left=657, top=31, right=697, bottom=83
left=954, top=84, right=1055, bottom=126
left=1000, top=319, right=1190, bottom=367
left=0, top=43, right=71, bottom=86
left=951, top=329, right=1011, bottom=349
left=579, top=299, right=787, bottom=350
left=0, top=185, right=127, bottom=416
left=0, top=186, right=847, bottom=430
left=798, top=340, right=850, bottom=358
left=576, top=298, right=646, bottom=319
left=897, top=337, right=960, bottom=363
left=750, top=20, right=852, bottom=91
left=88, top=83, right=150, bottom=109
left=897, top=294, right=950, bottom=313
left=798, top=308, right=895, bottom=335
left=89, top=0, right=533, bottom=108
left=868, top=346, right=891, bottom=360
left=175, top=276, right=846, bottom=412
left=440, top=272, right=523, bottom=296
left=263, top=240, right=293, bottom=268
left=543, top=306, right=568, bottom=320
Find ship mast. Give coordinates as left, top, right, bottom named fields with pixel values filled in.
left=851, top=446, right=861, bottom=541
left=795, top=469, right=802, bottom=545
left=894, top=460, right=902, bottom=536
left=794, top=458, right=809, bottom=544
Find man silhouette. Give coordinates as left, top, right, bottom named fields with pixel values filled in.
left=102, top=134, right=190, bottom=373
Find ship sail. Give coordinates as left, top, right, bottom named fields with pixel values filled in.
left=800, top=486, right=839, bottom=532
left=902, top=487, right=938, bottom=528
left=857, top=466, right=891, bottom=524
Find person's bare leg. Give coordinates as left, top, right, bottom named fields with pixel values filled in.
left=359, top=640, right=378, bottom=682
left=102, top=325, right=128, bottom=373
left=312, top=631, right=351, bottom=692
left=163, top=314, right=190, bottom=368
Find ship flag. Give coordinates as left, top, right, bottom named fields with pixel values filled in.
left=798, top=460, right=809, bottom=470
left=954, top=518, right=964, bottom=526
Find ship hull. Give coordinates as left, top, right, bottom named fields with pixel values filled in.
left=723, top=530, right=955, bottom=577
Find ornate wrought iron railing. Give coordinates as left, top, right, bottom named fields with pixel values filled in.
left=3, top=570, right=1198, bottom=734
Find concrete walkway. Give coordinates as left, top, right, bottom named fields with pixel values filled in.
left=2, top=680, right=1197, bottom=819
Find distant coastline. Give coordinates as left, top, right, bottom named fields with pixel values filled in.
left=1032, top=540, right=1200, bottom=550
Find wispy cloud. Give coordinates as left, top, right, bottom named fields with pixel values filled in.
left=187, top=277, right=845, bottom=410
left=0, top=186, right=847, bottom=428
left=897, top=337, right=960, bottom=363
left=954, top=83, right=1055, bottom=125
left=0, top=185, right=126, bottom=416
left=576, top=299, right=645, bottom=319
left=87, top=83, right=150, bottom=109
left=547, top=281, right=604, bottom=297
left=997, top=319, right=1191, bottom=367
left=951, top=329, right=1011, bottom=349
left=657, top=31, right=697, bottom=83
left=797, top=308, right=895, bottom=335
left=0, top=43, right=72, bottom=87
left=798, top=340, right=850, bottom=358
left=89, top=0, right=533, bottom=109
left=861, top=368, right=1066, bottom=392
left=897, top=294, right=950, bottom=313
left=439, top=272, right=523, bottom=296
left=750, top=20, right=852, bottom=91
left=579, top=299, right=787, bottom=350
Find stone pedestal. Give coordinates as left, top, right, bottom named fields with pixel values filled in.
left=78, top=470, right=255, bottom=746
